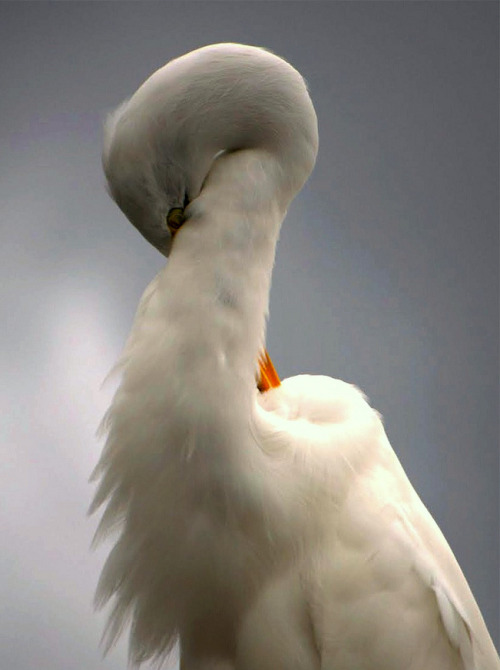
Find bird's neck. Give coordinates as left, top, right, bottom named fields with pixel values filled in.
left=157, top=149, right=285, bottom=415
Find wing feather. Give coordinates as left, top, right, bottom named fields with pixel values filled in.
left=394, top=509, right=494, bottom=670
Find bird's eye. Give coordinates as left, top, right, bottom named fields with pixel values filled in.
left=166, top=207, right=185, bottom=237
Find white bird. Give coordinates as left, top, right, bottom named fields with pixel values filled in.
left=91, top=43, right=499, bottom=670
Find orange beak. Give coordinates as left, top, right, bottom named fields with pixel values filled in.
left=257, top=350, right=281, bottom=392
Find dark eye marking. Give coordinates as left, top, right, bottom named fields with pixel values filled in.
left=166, top=208, right=185, bottom=237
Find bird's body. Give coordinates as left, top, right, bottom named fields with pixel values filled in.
left=92, top=44, right=499, bottom=669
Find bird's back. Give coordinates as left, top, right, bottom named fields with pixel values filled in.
left=254, top=375, right=499, bottom=669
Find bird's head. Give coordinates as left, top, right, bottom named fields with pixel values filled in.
left=102, top=96, right=196, bottom=257
left=102, top=43, right=318, bottom=256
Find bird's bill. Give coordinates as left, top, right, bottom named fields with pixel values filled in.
left=257, top=350, right=281, bottom=392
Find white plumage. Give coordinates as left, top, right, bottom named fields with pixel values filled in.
left=91, top=43, right=499, bottom=669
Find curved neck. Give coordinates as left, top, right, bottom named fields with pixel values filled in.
left=103, top=44, right=318, bottom=255
left=158, top=149, right=284, bottom=409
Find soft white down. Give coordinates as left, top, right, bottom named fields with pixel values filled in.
left=91, top=43, right=499, bottom=669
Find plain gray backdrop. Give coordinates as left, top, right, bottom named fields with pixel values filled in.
left=1, top=2, right=498, bottom=668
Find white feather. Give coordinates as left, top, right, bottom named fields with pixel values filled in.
left=92, top=43, right=499, bottom=669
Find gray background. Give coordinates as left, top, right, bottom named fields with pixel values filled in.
left=1, top=2, right=498, bottom=668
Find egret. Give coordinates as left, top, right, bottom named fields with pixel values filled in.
left=91, top=43, right=499, bottom=669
